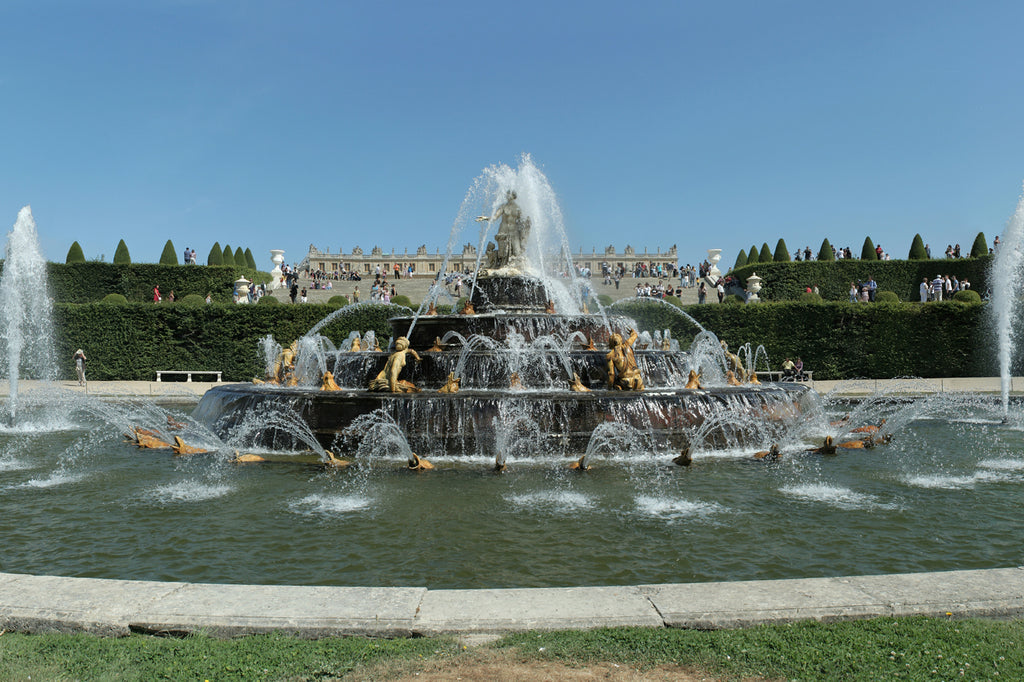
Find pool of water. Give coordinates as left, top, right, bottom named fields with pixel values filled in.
left=1, top=392, right=1022, bottom=589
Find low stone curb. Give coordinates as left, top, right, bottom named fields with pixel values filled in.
left=1, top=567, right=1022, bottom=638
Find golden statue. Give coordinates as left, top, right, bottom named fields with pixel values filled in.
left=661, top=336, right=671, bottom=351
left=231, top=451, right=267, bottom=463
left=350, top=334, right=363, bottom=352
left=262, top=341, right=299, bottom=385
left=684, top=370, right=703, bottom=390
left=368, top=336, right=421, bottom=392
left=569, top=455, right=590, bottom=471
left=126, top=426, right=170, bottom=449
left=726, top=370, right=742, bottom=386
left=407, top=453, right=434, bottom=470
left=672, top=445, right=693, bottom=466
left=545, top=299, right=556, bottom=314
left=321, top=371, right=341, bottom=391
left=748, top=372, right=760, bottom=384
left=371, top=336, right=382, bottom=352
left=606, top=329, right=644, bottom=391
left=569, top=373, right=591, bottom=392
left=438, top=372, right=461, bottom=393
left=172, top=436, right=208, bottom=456
left=426, top=301, right=438, bottom=316
left=509, top=372, right=522, bottom=389
left=459, top=299, right=475, bottom=315
left=583, top=336, right=597, bottom=351
left=428, top=337, right=444, bottom=352
left=324, top=450, right=352, bottom=468
left=753, top=444, right=781, bottom=461
left=721, top=341, right=746, bottom=382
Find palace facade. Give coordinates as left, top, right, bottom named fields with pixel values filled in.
left=299, top=243, right=680, bottom=277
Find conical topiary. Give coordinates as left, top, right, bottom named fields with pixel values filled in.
left=971, top=231, right=989, bottom=258
left=817, top=238, right=835, bottom=261
left=65, top=241, right=85, bottom=264
left=113, top=239, right=131, bottom=265
left=159, top=239, right=179, bottom=265
left=222, top=244, right=236, bottom=267
left=759, top=242, right=773, bottom=263
left=747, top=245, right=759, bottom=264
left=207, top=242, right=223, bottom=266
left=733, top=249, right=748, bottom=270
left=909, top=234, right=928, bottom=260
left=244, top=248, right=257, bottom=270
left=861, top=237, right=878, bottom=260
left=773, top=238, right=790, bottom=262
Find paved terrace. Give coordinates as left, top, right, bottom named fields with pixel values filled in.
left=1, top=377, right=1022, bottom=638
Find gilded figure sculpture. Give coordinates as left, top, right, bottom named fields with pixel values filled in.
left=428, top=336, right=444, bottom=352
left=321, top=371, right=341, bottom=391
left=684, top=369, right=703, bottom=390
left=438, top=372, right=461, bottom=393
left=605, top=329, right=644, bottom=391
left=569, top=373, right=591, bottom=392
left=368, top=336, right=421, bottom=393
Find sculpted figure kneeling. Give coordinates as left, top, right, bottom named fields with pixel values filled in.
left=368, top=336, right=421, bottom=393
left=606, top=329, right=644, bottom=391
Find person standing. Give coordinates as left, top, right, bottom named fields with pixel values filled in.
left=153, top=285, right=161, bottom=303
left=698, top=280, right=707, bottom=304
left=716, top=279, right=725, bottom=303
left=920, top=278, right=929, bottom=302
left=866, top=276, right=877, bottom=302
left=73, top=349, right=87, bottom=386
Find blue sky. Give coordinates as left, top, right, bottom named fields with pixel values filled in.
left=3, top=0, right=1023, bottom=270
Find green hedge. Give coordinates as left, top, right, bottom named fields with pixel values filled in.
left=731, top=257, right=991, bottom=302
left=50, top=298, right=995, bottom=382
left=44, top=263, right=270, bottom=304
left=54, top=302, right=401, bottom=381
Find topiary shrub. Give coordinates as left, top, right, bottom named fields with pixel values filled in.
left=222, top=245, right=236, bottom=267
left=328, top=295, right=349, bottom=307
left=953, top=289, right=982, bottom=303
left=258, top=295, right=280, bottom=305
left=733, top=249, right=748, bottom=270
left=207, top=242, right=224, bottom=266
left=909, top=234, right=928, bottom=259
left=861, top=237, right=878, bottom=260
left=66, top=241, right=85, bottom=264
left=244, top=248, right=257, bottom=270
left=759, top=243, right=773, bottom=263
left=799, top=291, right=823, bottom=302
left=747, top=245, right=759, bottom=265
left=101, top=293, right=128, bottom=305
left=113, top=239, right=131, bottom=265
left=180, top=293, right=205, bottom=306
left=159, top=240, right=178, bottom=265
left=773, top=238, right=791, bottom=262
left=875, top=291, right=900, bottom=304
left=971, top=232, right=989, bottom=258
left=723, top=294, right=745, bottom=305
left=817, top=239, right=835, bottom=261
left=391, top=295, right=414, bottom=308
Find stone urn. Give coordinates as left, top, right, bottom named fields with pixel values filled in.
left=234, top=277, right=252, bottom=304
left=746, top=272, right=763, bottom=303
left=707, top=249, right=722, bottom=281
left=269, top=250, right=285, bottom=289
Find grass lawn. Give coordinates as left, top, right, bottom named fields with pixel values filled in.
left=1, top=616, right=1021, bottom=680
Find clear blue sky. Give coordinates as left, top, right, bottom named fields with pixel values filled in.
left=3, top=0, right=1023, bottom=270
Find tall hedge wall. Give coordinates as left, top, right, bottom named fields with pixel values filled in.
left=54, top=302, right=403, bottom=382
left=44, top=263, right=270, bottom=303
left=52, top=300, right=994, bottom=382
left=730, top=257, right=991, bottom=302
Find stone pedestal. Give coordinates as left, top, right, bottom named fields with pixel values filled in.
left=269, top=250, right=285, bottom=289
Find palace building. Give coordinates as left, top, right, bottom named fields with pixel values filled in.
left=299, top=243, right=680, bottom=277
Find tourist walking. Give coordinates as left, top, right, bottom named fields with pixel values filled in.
left=698, top=281, right=706, bottom=304
left=73, top=349, right=86, bottom=386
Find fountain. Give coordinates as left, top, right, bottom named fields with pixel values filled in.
left=991, top=187, right=1024, bottom=416
left=0, top=206, right=56, bottom=422
left=5, top=173, right=1024, bottom=595
left=194, top=158, right=813, bottom=461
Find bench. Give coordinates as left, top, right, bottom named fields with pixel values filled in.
left=756, top=370, right=813, bottom=383
left=155, top=371, right=223, bottom=383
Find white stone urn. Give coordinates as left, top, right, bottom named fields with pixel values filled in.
left=269, top=250, right=285, bottom=289
left=746, top=272, right=763, bottom=303
left=234, top=277, right=252, bottom=304
left=707, top=249, right=722, bottom=281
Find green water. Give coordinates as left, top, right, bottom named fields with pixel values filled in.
left=1, top=400, right=1022, bottom=588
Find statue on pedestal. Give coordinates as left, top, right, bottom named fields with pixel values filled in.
left=606, top=329, right=644, bottom=391
left=480, top=190, right=532, bottom=272
left=368, top=337, right=421, bottom=393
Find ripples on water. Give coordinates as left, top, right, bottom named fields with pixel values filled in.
left=3, top=395, right=1024, bottom=588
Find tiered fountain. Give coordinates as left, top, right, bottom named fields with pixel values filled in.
left=195, top=158, right=813, bottom=462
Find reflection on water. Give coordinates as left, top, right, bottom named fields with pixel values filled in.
left=2, top=392, right=1024, bottom=589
